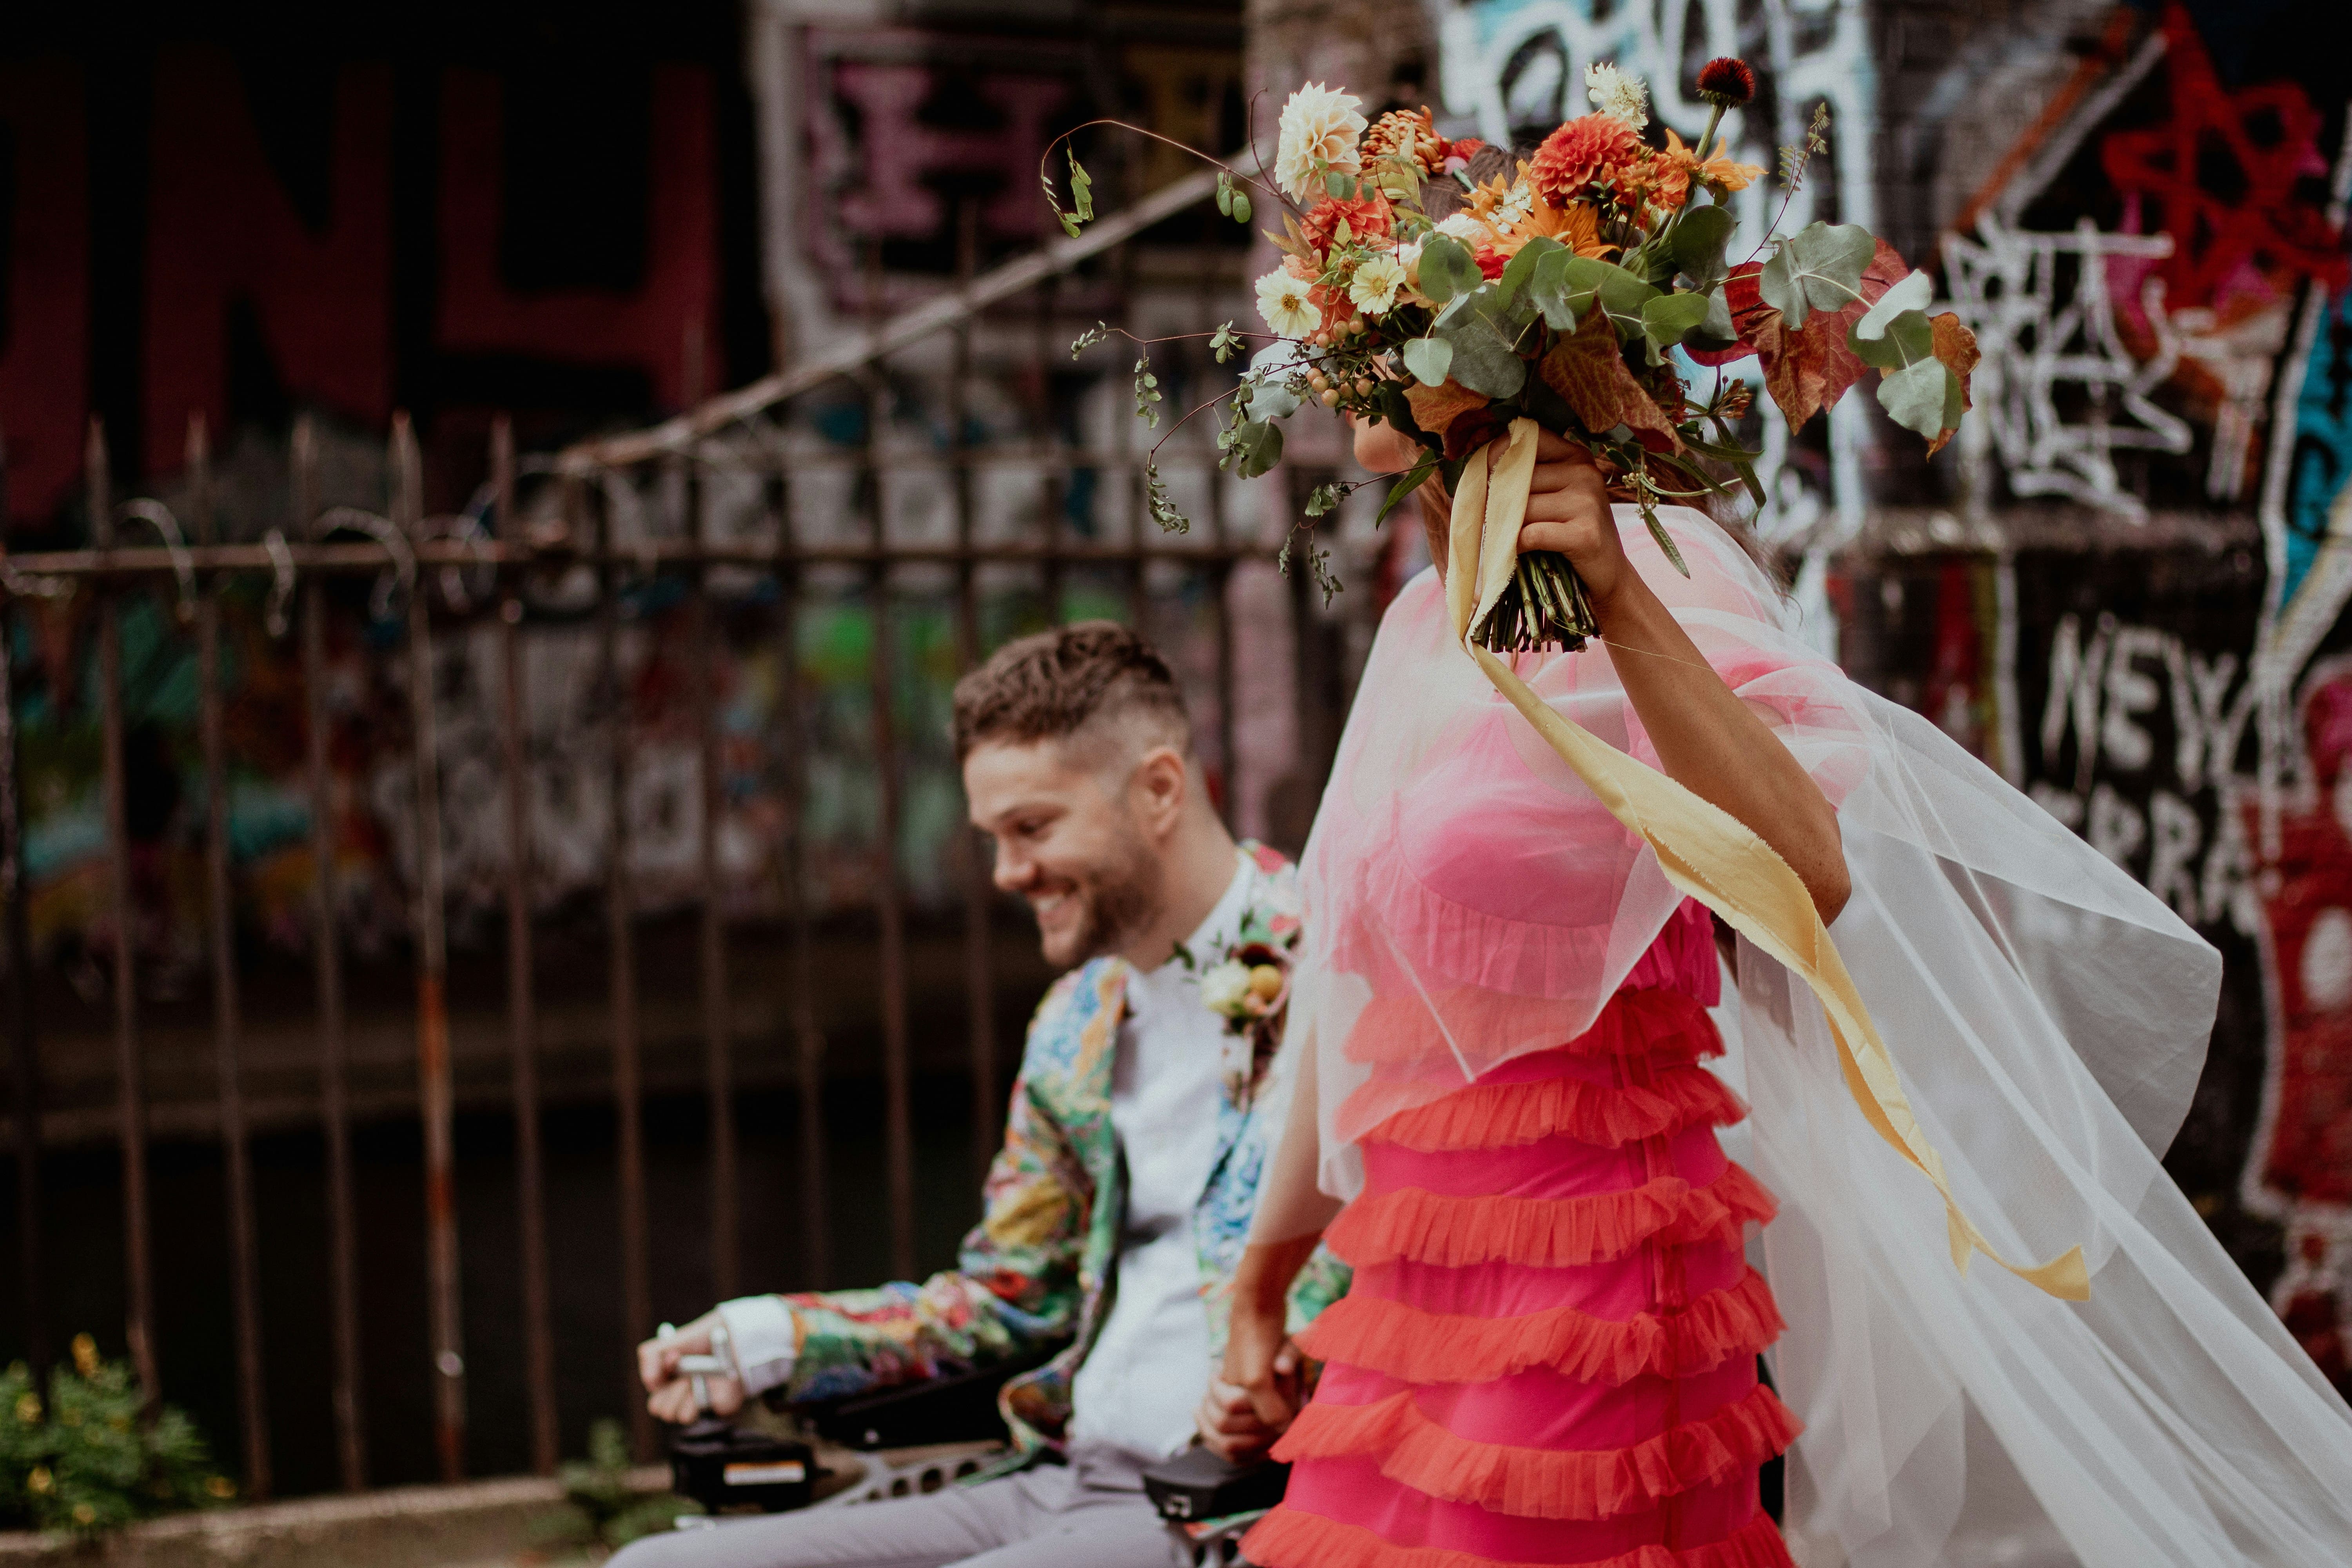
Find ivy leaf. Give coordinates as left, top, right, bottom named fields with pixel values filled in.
left=1401, top=336, right=1454, bottom=387
left=1668, top=205, right=1738, bottom=289
left=1067, top=150, right=1094, bottom=222
left=1757, top=221, right=1876, bottom=329
left=1418, top=235, right=1483, bottom=305
left=1537, top=309, right=1682, bottom=454
left=1732, top=240, right=1911, bottom=430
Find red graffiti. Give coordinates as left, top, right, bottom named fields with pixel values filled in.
left=2100, top=5, right=2346, bottom=312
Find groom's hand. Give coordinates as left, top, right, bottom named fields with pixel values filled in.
left=637, top=1312, right=745, bottom=1424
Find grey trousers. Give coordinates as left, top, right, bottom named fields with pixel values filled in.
left=605, top=1461, right=1178, bottom=1568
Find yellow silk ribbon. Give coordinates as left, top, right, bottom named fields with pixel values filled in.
left=1451, top=419, right=2088, bottom=1302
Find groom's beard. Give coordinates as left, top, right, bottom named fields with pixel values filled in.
left=1035, top=833, right=1161, bottom=969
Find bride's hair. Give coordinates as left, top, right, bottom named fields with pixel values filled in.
left=1414, top=141, right=1785, bottom=591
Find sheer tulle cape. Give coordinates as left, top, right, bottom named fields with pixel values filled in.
left=1294, top=509, right=2352, bottom=1565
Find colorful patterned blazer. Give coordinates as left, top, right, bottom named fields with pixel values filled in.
left=769, top=843, right=1348, bottom=1454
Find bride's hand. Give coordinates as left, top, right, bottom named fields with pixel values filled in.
left=1516, top=431, right=1631, bottom=608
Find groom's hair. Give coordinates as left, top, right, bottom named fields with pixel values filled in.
left=952, top=621, right=1191, bottom=765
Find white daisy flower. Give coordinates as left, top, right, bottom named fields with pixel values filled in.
left=1274, top=82, right=1367, bottom=205
left=1256, top=269, right=1321, bottom=339
left=1586, top=62, right=1649, bottom=130
left=1348, top=254, right=1408, bottom=314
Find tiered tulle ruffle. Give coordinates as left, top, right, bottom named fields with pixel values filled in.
left=1248, top=978, right=1796, bottom=1568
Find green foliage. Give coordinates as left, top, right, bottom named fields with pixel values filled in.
left=1303, top=481, right=1345, bottom=519
left=1208, top=321, right=1243, bottom=363
left=1668, top=205, right=1738, bottom=289
left=1778, top=102, right=1833, bottom=193
left=1417, top=236, right=1482, bottom=305
left=1066, top=151, right=1094, bottom=222
left=1132, top=356, right=1163, bottom=427
left=1758, top=221, right=1876, bottom=328
left=1401, top=337, right=1454, bottom=387
left=1068, top=322, right=1111, bottom=359
left=1373, top=448, right=1443, bottom=527
left=0, top=1338, right=233, bottom=1540
left=1213, top=172, right=1252, bottom=225
left=1144, top=459, right=1189, bottom=534
left=1848, top=277, right=1964, bottom=441
left=532, top=1417, right=699, bottom=1555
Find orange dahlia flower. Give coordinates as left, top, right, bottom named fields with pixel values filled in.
left=1299, top=193, right=1394, bottom=256
left=1528, top=113, right=1642, bottom=207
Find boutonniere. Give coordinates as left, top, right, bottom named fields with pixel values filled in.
left=1199, top=939, right=1292, bottom=1034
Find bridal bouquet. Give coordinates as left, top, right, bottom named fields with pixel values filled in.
left=1047, top=57, right=1978, bottom=651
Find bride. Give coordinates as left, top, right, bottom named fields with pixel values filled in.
left=1217, top=422, right=2352, bottom=1567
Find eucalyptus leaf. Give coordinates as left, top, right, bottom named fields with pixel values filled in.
left=1876, top=358, right=1952, bottom=441
left=1668, top=205, right=1737, bottom=289
left=1847, top=308, right=1935, bottom=372
left=1243, top=377, right=1300, bottom=422
left=1527, top=247, right=1580, bottom=330
left=1419, top=235, right=1482, bottom=305
left=1435, top=317, right=1526, bottom=398
left=1233, top=419, right=1285, bottom=479
left=1558, top=256, right=1660, bottom=339
left=1497, top=236, right=1564, bottom=306
left=1757, top=221, right=1875, bottom=328
left=1401, top=336, right=1454, bottom=387
left=1639, top=292, right=1712, bottom=353
left=1686, top=286, right=1737, bottom=350
left=1852, top=269, right=1933, bottom=340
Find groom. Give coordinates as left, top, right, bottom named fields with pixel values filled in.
left=617, top=621, right=1346, bottom=1568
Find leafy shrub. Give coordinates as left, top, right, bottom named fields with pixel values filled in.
left=530, top=1419, right=698, bottom=1554
left=0, top=1336, right=234, bottom=1538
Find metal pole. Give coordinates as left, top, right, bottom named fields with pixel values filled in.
left=295, top=417, right=367, bottom=1490
left=949, top=204, right=998, bottom=1187
left=771, top=470, right=829, bottom=1287
left=862, top=245, right=914, bottom=1281
left=191, top=414, right=271, bottom=1497
left=494, top=417, right=559, bottom=1476
left=396, top=414, right=465, bottom=1482
left=0, top=428, right=48, bottom=1395
left=90, top=419, right=158, bottom=1403
left=688, top=456, right=738, bottom=1301
left=598, top=477, right=654, bottom=1459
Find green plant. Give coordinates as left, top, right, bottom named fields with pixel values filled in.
left=531, top=1419, right=698, bottom=1555
left=0, top=1335, right=234, bottom=1539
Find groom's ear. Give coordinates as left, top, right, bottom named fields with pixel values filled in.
left=1127, top=742, right=1191, bottom=839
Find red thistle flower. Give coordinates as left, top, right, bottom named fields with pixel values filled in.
left=1528, top=113, right=1642, bottom=207
left=1299, top=193, right=1394, bottom=256
left=1695, top=57, right=1756, bottom=107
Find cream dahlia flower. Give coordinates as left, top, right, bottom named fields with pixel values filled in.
left=1256, top=269, right=1321, bottom=338
left=1435, top=212, right=1488, bottom=244
left=1274, top=83, right=1367, bottom=205
left=1585, top=62, right=1649, bottom=131
left=1348, top=254, right=1408, bottom=314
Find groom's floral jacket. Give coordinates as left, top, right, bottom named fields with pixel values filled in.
left=768, top=842, right=1348, bottom=1454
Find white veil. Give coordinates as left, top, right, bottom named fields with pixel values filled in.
left=1294, top=506, right=2352, bottom=1565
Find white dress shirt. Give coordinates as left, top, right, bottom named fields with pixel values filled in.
left=1066, top=853, right=1255, bottom=1463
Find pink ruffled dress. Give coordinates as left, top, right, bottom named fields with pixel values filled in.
left=1246, top=900, right=1797, bottom=1568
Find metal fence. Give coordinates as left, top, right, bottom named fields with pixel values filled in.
left=0, top=202, right=1354, bottom=1499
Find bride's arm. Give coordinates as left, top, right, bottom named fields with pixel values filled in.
left=1350, top=418, right=1848, bottom=924
left=1517, top=429, right=1849, bottom=922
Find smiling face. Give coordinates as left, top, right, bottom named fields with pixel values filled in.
left=964, top=735, right=1166, bottom=969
